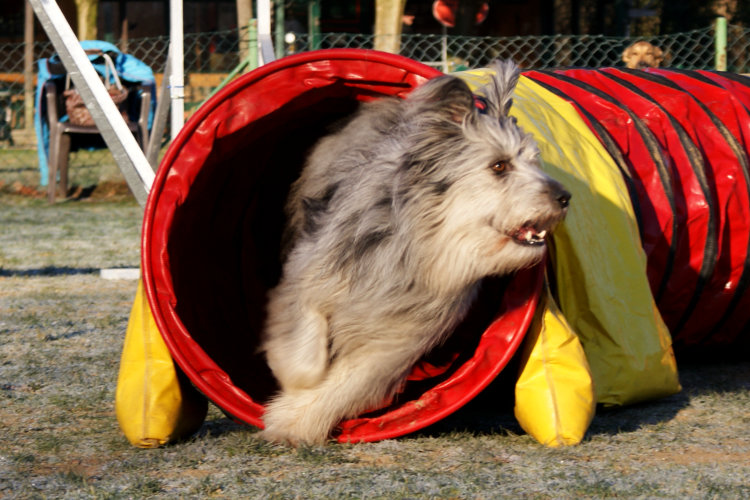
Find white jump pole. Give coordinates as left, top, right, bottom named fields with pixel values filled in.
left=27, top=0, right=154, bottom=206
left=257, top=0, right=275, bottom=65
left=169, top=0, right=185, bottom=140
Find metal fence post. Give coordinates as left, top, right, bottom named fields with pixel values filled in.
left=441, top=27, right=449, bottom=73
left=169, top=0, right=185, bottom=141
left=257, top=0, right=275, bottom=65
left=248, top=19, right=259, bottom=72
left=715, top=16, right=727, bottom=71
left=23, top=1, right=34, bottom=134
left=275, top=2, right=285, bottom=60
left=309, top=0, right=321, bottom=50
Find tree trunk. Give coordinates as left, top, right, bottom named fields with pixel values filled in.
left=237, top=0, right=253, bottom=63
left=24, top=1, right=35, bottom=132
left=73, top=0, right=98, bottom=41
left=374, top=0, right=406, bottom=54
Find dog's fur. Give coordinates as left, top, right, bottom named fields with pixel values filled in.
left=260, top=60, right=570, bottom=445
left=622, top=40, right=664, bottom=69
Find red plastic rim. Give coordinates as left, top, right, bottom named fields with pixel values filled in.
left=141, top=49, right=543, bottom=442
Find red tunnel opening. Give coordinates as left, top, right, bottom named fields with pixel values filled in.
left=141, top=49, right=543, bottom=442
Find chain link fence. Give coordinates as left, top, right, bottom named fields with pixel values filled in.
left=293, top=27, right=722, bottom=72
left=1, top=22, right=749, bottom=190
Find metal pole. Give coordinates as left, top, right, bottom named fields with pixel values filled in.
left=441, top=26, right=448, bottom=73
left=275, top=0, right=285, bottom=59
left=257, top=0, right=275, bottom=65
left=169, top=0, right=184, bottom=140
left=248, top=19, right=258, bottom=72
left=145, top=54, right=171, bottom=170
left=27, top=0, right=153, bottom=206
left=309, top=0, right=321, bottom=50
left=24, top=1, right=35, bottom=133
left=715, top=16, right=727, bottom=71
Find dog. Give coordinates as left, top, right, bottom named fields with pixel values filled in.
left=260, top=60, right=571, bottom=445
left=622, top=40, right=664, bottom=69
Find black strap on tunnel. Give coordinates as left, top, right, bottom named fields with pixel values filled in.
left=532, top=70, right=678, bottom=303
left=668, top=68, right=740, bottom=88
left=603, top=69, right=719, bottom=338
left=705, top=70, right=750, bottom=88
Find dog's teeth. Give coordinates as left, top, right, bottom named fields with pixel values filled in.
left=537, top=230, right=547, bottom=239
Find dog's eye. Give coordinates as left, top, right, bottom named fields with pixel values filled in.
left=491, top=160, right=511, bottom=174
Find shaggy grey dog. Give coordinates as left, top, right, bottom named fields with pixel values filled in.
left=260, top=60, right=570, bottom=445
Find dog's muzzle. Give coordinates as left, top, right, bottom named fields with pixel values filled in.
left=510, top=186, right=570, bottom=247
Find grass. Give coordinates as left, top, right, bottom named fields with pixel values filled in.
left=1, top=160, right=749, bottom=498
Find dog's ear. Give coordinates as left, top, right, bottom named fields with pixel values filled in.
left=483, top=59, right=520, bottom=117
left=406, top=75, right=475, bottom=123
left=653, top=45, right=664, bottom=66
left=622, top=46, right=634, bottom=66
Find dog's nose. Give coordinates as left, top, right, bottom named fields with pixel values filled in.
left=557, top=189, right=571, bottom=209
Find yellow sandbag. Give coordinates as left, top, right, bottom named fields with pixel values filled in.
left=514, top=282, right=595, bottom=446
left=116, top=279, right=208, bottom=448
left=458, top=70, right=680, bottom=407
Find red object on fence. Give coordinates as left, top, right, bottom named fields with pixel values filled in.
left=141, top=49, right=542, bottom=442
left=432, top=0, right=489, bottom=28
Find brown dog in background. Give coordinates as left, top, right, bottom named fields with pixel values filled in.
left=622, top=41, right=664, bottom=69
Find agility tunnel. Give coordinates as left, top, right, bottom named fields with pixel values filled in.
left=137, top=50, right=547, bottom=444
left=126, top=49, right=750, bottom=447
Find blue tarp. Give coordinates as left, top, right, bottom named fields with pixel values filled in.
left=35, top=40, right=156, bottom=187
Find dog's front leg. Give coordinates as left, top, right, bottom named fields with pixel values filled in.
left=263, top=302, right=330, bottom=392
left=261, top=341, right=419, bottom=445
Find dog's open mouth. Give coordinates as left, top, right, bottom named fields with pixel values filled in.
left=510, top=224, right=549, bottom=246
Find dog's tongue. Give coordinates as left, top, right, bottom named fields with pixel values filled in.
left=513, top=226, right=547, bottom=245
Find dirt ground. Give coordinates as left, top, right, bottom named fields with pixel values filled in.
left=1, top=186, right=749, bottom=498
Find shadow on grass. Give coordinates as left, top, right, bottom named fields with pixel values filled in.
left=397, top=359, right=750, bottom=441
left=198, top=414, right=249, bottom=438
left=0, top=166, right=38, bottom=174
left=585, top=359, right=750, bottom=437
left=0, top=266, right=99, bottom=277
left=674, top=358, right=750, bottom=395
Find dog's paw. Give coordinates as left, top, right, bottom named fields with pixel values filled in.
left=256, top=428, right=300, bottom=447
left=259, top=421, right=331, bottom=447
left=260, top=395, right=333, bottom=446
left=257, top=427, right=328, bottom=447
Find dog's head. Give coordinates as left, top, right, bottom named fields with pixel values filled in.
left=397, top=60, right=571, bottom=277
left=622, top=41, right=664, bottom=69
